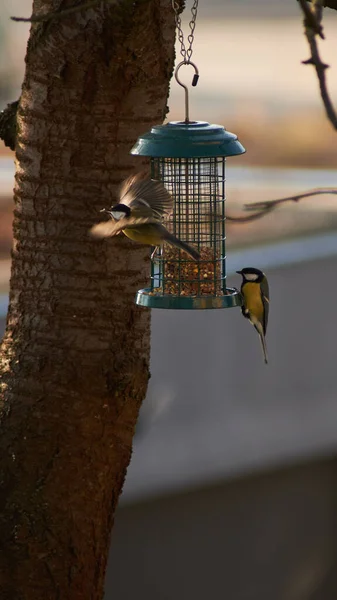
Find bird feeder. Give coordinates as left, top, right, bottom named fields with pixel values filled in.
left=131, top=8, right=245, bottom=309
left=131, top=115, right=245, bottom=309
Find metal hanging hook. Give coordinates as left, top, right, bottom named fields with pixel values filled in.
left=174, top=61, right=199, bottom=123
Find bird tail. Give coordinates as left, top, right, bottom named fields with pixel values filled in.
left=164, top=231, right=200, bottom=261
left=258, top=331, right=268, bottom=365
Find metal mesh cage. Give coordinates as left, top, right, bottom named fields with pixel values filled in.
left=151, top=156, right=225, bottom=297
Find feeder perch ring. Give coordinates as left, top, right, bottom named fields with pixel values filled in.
left=135, top=287, right=243, bottom=310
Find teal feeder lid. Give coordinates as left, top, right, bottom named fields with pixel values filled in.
left=131, top=120, right=245, bottom=159
left=130, top=120, right=245, bottom=310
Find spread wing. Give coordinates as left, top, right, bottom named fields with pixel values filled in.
left=119, top=175, right=173, bottom=219
left=90, top=216, right=158, bottom=238
left=260, top=276, right=269, bottom=334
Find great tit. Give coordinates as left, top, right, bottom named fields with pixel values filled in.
left=236, top=267, right=269, bottom=364
left=90, top=174, right=200, bottom=261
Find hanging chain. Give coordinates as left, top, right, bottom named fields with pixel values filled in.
left=172, top=0, right=199, bottom=64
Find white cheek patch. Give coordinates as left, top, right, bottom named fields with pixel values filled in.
left=111, top=211, right=125, bottom=221
left=244, top=273, right=258, bottom=281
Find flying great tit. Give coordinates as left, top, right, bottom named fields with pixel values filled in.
left=236, top=267, right=270, bottom=364
left=90, top=174, right=200, bottom=261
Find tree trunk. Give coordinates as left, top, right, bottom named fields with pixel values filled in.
left=0, top=1, right=176, bottom=598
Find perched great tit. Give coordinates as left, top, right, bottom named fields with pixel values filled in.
left=236, top=267, right=270, bottom=364
left=90, top=174, right=200, bottom=261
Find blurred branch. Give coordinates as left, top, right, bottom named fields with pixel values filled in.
left=11, top=0, right=103, bottom=23
left=226, top=188, right=337, bottom=222
left=307, top=0, right=337, bottom=9
left=245, top=188, right=337, bottom=210
left=299, top=0, right=337, bottom=129
left=226, top=208, right=276, bottom=223
left=298, top=0, right=324, bottom=36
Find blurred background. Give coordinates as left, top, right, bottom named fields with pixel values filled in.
left=1, top=0, right=337, bottom=598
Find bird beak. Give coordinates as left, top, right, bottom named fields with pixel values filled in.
left=236, top=270, right=242, bottom=275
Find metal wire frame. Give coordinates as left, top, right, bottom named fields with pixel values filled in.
left=150, top=157, right=226, bottom=297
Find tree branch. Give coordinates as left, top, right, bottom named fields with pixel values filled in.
left=226, top=207, right=276, bottom=223
left=308, top=0, right=337, bottom=10
left=245, top=187, right=337, bottom=209
left=298, top=0, right=324, bottom=37
left=11, top=0, right=104, bottom=23
left=299, top=0, right=337, bottom=129
left=229, top=188, right=337, bottom=222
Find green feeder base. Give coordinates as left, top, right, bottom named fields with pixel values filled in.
left=135, top=288, right=243, bottom=310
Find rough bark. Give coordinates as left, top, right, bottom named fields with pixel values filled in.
left=0, top=1, right=176, bottom=599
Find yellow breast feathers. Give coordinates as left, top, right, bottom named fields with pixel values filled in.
left=242, top=282, right=264, bottom=323
left=123, top=225, right=163, bottom=245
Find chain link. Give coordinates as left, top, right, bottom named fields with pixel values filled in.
left=172, top=0, right=199, bottom=63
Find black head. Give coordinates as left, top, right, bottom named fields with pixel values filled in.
left=236, top=267, right=264, bottom=283
left=109, top=203, right=131, bottom=220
